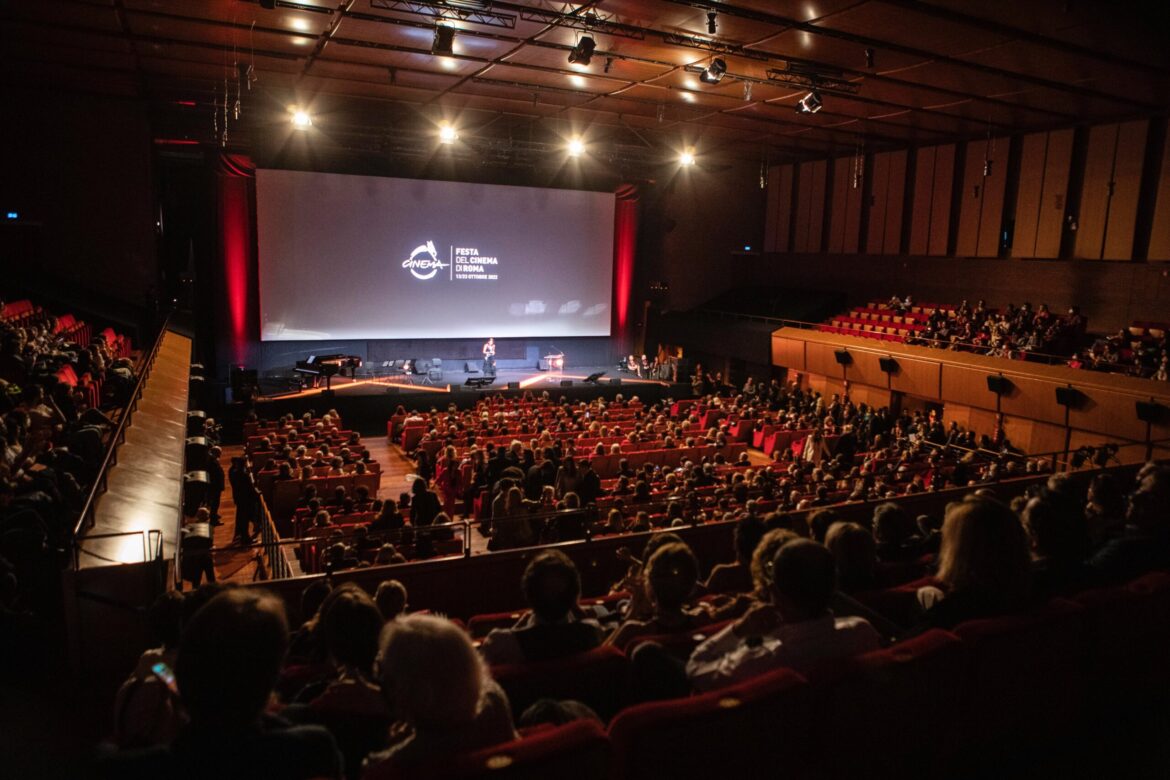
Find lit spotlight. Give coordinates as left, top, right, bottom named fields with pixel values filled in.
left=795, top=89, right=823, bottom=114
left=707, top=10, right=718, bottom=34
left=438, top=123, right=458, bottom=144
left=291, top=109, right=312, bottom=128
left=569, top=74, right=586, bottom=88
left=568, top=137, right=585, bottom=157
left=699, top=58, right=727, bottom=84
left=680, top=90, right=695, bottom=103
left=432, top=24, right=455, bottom=55
left=568, top=35, right=596, bottom=66
left=679, top=148, right=696, bottom=166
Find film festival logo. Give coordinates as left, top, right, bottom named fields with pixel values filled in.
left=403, top=240, right=449, bottom=280
left=403, top=240, right=499, bottom=281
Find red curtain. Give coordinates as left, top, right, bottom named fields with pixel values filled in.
left=613, top=184, right=639, bottom=352
left=215, top=153, right=256, bottom=369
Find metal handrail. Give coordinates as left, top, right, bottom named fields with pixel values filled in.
left=72, top=528, right=164, bottom=568
left=71, top=311, right=173, bottom=545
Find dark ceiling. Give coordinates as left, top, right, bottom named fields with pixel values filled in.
left=6, top=0, right=1170, bottom=167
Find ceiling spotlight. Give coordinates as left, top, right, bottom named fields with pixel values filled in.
left=699, top=58, right=727, bottom=84
left=707, top=11, right=717, bottom=34
left=679, top=148, right=696, bottom=166
left=743, top=81, right=753, bottom=101
left=568, top=35, right=596, bottom=66
left=567, top=137, right=585, bottom=157
left=432, top=24, right=455, bottom=55
left=438, top=122, right=458, bottom=144
left=291, top=109, right=312, bottom=128
left=795, top=89, right=823, bottom=114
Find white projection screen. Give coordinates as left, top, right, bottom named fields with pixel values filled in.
left=256, top=169, right=616, bottom=341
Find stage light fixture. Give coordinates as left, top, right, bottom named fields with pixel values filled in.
left=432, top=24, right=455, bottom=55
left=795, top=89, right=823, bottom=114
left=438, top=122, right=458, bottom=144
left=707, top=11, right=718, bottom=34
left=699, top=58, right=727, bottom=84
left=679, top=148, right=696, bottom=166
left=291, top=109, right=312, bottom=128
left=567, top=137, right=585, bottom=157
left=568, top=35, right=596, bottom=66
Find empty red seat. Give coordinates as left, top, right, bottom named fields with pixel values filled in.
left=608, top=667, right=812, bottom=780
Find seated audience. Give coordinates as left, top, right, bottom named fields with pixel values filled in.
left=607, top=541, right=709, bottom=650
left=1088, top=466, right=1170, bottom=583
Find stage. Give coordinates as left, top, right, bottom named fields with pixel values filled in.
left=237, top=364, right=688, bottom=437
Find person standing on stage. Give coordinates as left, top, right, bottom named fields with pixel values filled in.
left=482, top=337, right=497, bottom=377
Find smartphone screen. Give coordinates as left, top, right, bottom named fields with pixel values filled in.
left=151, top=661, right=179, bottom=693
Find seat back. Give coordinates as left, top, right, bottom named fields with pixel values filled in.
left=492, top=645, right=629, bottom=721
left=608, top=667, right=813, bottom=780
left=1074, top=571, right=1170, bottom=702
left=364, top=719, right=611, bottom=780
left=953, top=599, right=1086, bottom=745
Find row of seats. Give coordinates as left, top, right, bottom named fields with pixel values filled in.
left=414, top=571, right=1169, bottom=780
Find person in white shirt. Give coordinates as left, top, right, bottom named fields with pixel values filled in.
left=685, top=539, right=880, bottom=691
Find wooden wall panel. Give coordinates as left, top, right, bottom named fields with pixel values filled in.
left=1035, top=129, right=1073, bottom=258
left=771, top=335, right=806, bottom=371
left=1148, top=131, right=1170, bottom=261
left=805, top=342, right=845, bottom=380
left=928, top=144, right=955, bottom=256
left=1012, top=132, right=1047, bottom=258
left=1074, top=123, right=1119, bottom=259
left=764, top=164, right=794, bottom=252
left=845, top=349, right=886, bottom=389
left=888, top=356, right=942, bottom=399
left=866, top=152, right=891, bottom=254
left=940, top=363, right=999, bottom=411
left=909, top=146, right=935, bottom=255
left=883, top=150, right=907, bottom=255
left=827, top=157, right=849, bottom=254
left=1068, top=387, right=1149, bottom=442
left=793, top=162, right=814, bottom=253
left=807, top=159, right=827, bottom=254
left=997, top=373, right=1066, bottom=426
left=1102, top=119, right=1149, bottom=260
left=843, top=162, right=863, bottom=254
left=975, top=139, right=1008, bottom=257
left=955, top=143, right=986, bottom=256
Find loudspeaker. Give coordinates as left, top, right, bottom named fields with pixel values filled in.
left=1055, top=386, right=1084, bottom=408
left=465, top=362, right=479, bottom=373
left=507, top=381, right=520, bottom=390
left=833, top=349, right=852, bottom=366
left=986, top=375, right=1012, bottom=394
left=1136, top=400, right=1166, bottom=423
left=610, top=377, right=622, bottom=386
left=878, top=356, right=899, bottom=373
left=560, top=379, right=573, bottom=387
left=464, top=377, right=495, bottom=388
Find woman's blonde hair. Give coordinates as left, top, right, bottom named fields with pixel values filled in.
left=378, top=615, right=487, bottom=729
left=936, top=498, right=1030, bottom=602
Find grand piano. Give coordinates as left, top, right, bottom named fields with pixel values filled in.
left=295, top=354, right=362, bottom=388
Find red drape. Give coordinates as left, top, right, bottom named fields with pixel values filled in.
left=216, top=153, right=256, bottom=369
left=613, top=184, right=639, bottom=352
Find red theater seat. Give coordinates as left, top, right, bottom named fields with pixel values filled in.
left=608, top=667, right=812, bottom=780
left=362, top=719, right=611, bottom=780
left=492, top=645, right=629, bottom=722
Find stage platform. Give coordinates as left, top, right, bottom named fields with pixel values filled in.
left=238, top=365, right=687, bottom=438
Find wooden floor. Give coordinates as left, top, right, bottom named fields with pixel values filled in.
left=77, top=330, right=191, bottom=568
left=212, top=430, right=774, bottom=582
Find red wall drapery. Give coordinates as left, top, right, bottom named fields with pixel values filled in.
left=215, top=153, right=257, bottom=369
left=613, top=184, right=640, bottom=352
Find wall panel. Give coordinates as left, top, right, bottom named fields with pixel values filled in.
left=955, top=143, right=985, bottom=256
left=888, top=355, right=942, bottom=399
left=1012, top=132, right=1047, bottom=258
left=975, top=139, right=1007, bottom=257
left=928, top=144, right=955, bottom=256
left=806, top=341, right=845, bottom=379
left=771, top=335, right=806, bottom=371
left=845, top=349, right=886, bottom=389
left=827, top=156, right=863, bottom=254
left=1148, top=130, right=1170, bottom=261
left=764, top=163, right=794, bottom=252
left=1035, top=128, right=1073, bottom=258
left=866, top=152, right=891, bottom=254
left=1074, top=123, right=1119, bottom=259
left=883, top=151, right=907, bottom=255
left=807, top=159, right=827, bottom=254
left=1102, top=119, right=1148, bottom=260
left=909, top=146, right=935, bottom=255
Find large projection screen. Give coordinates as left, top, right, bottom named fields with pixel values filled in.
left=256, top=169, right=615, bottom=341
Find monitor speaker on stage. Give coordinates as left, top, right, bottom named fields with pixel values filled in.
left=464, top=377, right=495, bottom=389
left=465, top=362, right=480, bottom=373
left=560, top=379, right=573, bottom=387
left=507, top=381, right=520, bottom=390
left=610, top=377, right=622, bottom=386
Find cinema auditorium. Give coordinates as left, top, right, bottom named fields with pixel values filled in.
left=4, top=1, right=1170, bottom=777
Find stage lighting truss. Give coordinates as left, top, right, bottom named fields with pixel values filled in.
left=370, top=0, right=517, bottom=29
left=766, top=68, right=861, bottom=95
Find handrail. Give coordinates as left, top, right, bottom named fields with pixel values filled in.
left=71, top=311, right=173, bottom=546
left=72, top=528, right=164, bottom=568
